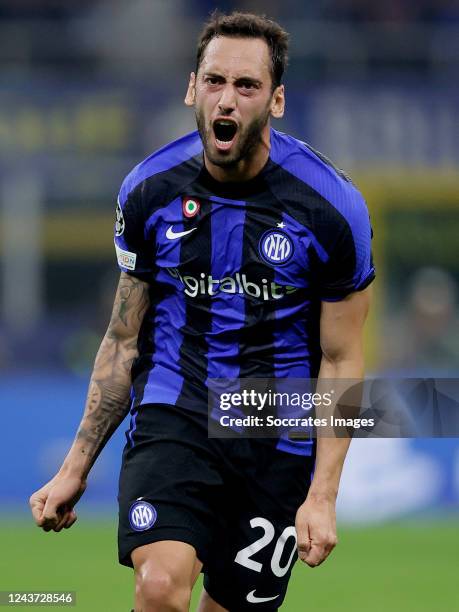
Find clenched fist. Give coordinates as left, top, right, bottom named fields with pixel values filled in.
left=29, top=474, right=86, bottom=532
left=295, top=493, right=338, bottom=567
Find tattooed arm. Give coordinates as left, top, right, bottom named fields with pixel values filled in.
left=30, top=272, right=150, bottom=532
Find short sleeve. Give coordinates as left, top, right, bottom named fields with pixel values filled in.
left=114, top=183, right=155, bottom=280
left=319, top=195, right=375, bottom=302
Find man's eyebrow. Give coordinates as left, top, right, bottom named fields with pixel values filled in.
left=234, top=76, right=262, bottom=86
left=202, top=71, right=225, bottom=79
left=202, top=72, right=263, bottom=85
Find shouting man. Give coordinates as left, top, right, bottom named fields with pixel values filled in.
left=30, top=11, right=374, bottom=612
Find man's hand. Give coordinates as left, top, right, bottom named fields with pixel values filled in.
left=295, top=493, right=338, bottom=567
left=29, top=474, right=86, bottom=533
left=294, top=288, right=372, bottom=567
left=29, top=273, right=150, bottom=534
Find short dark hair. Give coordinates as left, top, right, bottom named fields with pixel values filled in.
left=196, top=11, right=289, bottom=89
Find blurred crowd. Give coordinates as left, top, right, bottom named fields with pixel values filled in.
left=0, top=0, right=458, bottom=78
left=2, top=0, right=459, bottom=22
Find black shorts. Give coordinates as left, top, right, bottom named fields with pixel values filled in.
left=118, top=403, right=314, bottom=611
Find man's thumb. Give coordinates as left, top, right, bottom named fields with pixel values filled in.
left=41, top=495, right=59, bottom=523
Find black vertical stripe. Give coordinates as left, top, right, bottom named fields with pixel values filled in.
left=175, top=198, right=213, bottom=410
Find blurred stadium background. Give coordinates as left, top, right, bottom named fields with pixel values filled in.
left=0, top=1, right=458, bottom=610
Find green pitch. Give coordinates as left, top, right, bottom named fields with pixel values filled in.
left=1, top=517, right=457, bottom=611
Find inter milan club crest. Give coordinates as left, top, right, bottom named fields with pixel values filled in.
left=259, top=229, right=294, bottom=265
left=183, top=198, right=200, bottom=218
left=129, top=500, right=157, bottom=531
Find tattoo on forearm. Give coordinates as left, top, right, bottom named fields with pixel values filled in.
left=75, top=274, right=149, bottom=464
left=117, top=284, right=133, bottom=327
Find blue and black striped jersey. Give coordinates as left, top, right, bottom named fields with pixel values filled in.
left=114, top=128, right=375, bottom=451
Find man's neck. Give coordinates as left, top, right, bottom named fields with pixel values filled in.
left=204, top=126, right=271, bottom=183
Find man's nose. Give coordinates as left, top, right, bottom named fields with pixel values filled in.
left=217, top=84, right=236, bottom=114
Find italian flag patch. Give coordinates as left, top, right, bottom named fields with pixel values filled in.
left=183, top=198, right=200, bottom=218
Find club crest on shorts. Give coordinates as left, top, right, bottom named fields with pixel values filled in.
left=183, top=197, right=200, bottom=218
left=129, top=500, right=157, bottom=531
left=259, top=229, right=294, bottom=266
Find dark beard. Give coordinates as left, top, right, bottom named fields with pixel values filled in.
left=196, top=106, right=271, bottom=168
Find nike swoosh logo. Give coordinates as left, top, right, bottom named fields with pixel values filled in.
left=166, top=226, right=196, bottom=240
left=246, top=590, right=280, bottom=604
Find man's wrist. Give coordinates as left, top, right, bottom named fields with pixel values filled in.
left=306, top=484, right=338, bottom=503
left=58, top=451, right=91, bottom=481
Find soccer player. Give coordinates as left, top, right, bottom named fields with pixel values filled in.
left=30, top=11, right=374, bottom=612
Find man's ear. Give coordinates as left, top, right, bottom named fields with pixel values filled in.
left=184, top=72, right=196, bottom=106
left=270, top=84, right=285, bottom=119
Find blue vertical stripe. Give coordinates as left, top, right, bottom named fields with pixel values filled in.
left=270, top=128, right=373, bottom=289
left=142, top=197, right=185, bottom=406
left=126, top=389, right=137, bottom=447
left=273, top=212, right=312, bottom=379
left=273, top=211, right=314, bottom=455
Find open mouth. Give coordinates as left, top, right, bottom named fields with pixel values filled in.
left=212, top=119, right=238, bottom=151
